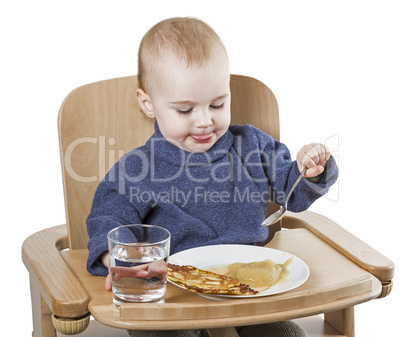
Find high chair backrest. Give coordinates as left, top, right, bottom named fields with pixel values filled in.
left=59, top=75, right=279, bottom=249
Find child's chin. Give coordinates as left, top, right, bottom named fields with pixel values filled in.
left=184, top=137, right=217, bottom=153
left=187, top=142, right=215, bottom=153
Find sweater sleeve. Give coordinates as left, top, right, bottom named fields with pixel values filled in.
left=276, top=155, right=338, bottom=212
left=253, top=126, right=338, bottom=212
left=86, top=177, right=142, bottom=276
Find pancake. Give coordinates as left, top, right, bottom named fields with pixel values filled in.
left=168, top=263, right=259, bottom=295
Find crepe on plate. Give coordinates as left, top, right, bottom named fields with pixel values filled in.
left=168, top=263, right=259, bottom=295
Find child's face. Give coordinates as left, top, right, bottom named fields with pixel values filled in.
left=140, top=48, right=231, bottom=153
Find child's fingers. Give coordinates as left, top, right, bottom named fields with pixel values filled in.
left=105, top=273, right=112, bottom=291
left=297, top=143, right=330, bottom=178
left=147, top=260, right=169, bottom=281
left=302, top=143, right=330, bottom=168
left=110, top=260, right=168, bottom=281
left=110, top=266, right=149, bottom=278
left=319, top=144, right=330, bottom=163
left=304, top=165, right=325, bottom=178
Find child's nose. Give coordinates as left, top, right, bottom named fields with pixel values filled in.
left=194, top=109, right=213, bottom=128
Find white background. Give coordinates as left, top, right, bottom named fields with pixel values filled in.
left=1, top=1, right=400, bottom=335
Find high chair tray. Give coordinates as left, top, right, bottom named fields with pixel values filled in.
left=61, top=227, right=382, bottom=330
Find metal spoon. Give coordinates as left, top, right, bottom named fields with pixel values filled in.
left=261, top=168, right=307, bottom=227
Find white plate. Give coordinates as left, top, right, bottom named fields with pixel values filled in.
left=168, top=244, right=309, bottom=300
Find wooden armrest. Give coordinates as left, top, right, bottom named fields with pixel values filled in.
left=282, top=211, right=394, bottom=282
left=22, top=225, right=89, bottom=318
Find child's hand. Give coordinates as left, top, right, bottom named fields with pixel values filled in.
left=105, top=272, right=113, bottom=291
left=296, top=143, right=330, bottom=178
left=104, top=260, right=168, bottom=291
left=101, top=251, right=113, bottom=290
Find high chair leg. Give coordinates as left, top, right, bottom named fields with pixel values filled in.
left=30, top=276, right=57, bottom=337
left=325, top=306, right=355, bottom=337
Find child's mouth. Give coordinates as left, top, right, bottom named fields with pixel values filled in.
left=190, top=132, right=213, bottom=143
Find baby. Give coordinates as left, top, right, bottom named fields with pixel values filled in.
left=86, top=17, right=338, bottom=337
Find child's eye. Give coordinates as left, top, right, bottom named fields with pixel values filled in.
left=176, top=108, right=193, bottom=114
left=210, top=103, right=224, bottom=110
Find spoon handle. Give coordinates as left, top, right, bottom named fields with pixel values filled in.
left=260, top=168, right=307, bottom=227
left=284, top=168, right=307, bottom=205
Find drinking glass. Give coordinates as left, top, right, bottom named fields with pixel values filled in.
left=107, top=224, right=171, bottom=307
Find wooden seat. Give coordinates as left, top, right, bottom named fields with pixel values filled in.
left=22, top=75, right=394, bottom=337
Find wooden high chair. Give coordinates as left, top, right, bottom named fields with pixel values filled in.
left=22, top=75, right=394, bottom=337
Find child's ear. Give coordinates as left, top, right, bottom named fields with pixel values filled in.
left=136, top=88, right=155, bottom=118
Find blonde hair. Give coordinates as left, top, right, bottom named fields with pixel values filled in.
left=138, top=17, right=227, bottom=91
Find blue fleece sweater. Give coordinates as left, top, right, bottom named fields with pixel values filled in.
left=86, top=123, right=338, bottom=276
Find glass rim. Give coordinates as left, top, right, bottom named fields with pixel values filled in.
left=107, top=224, right=171, bottom=247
